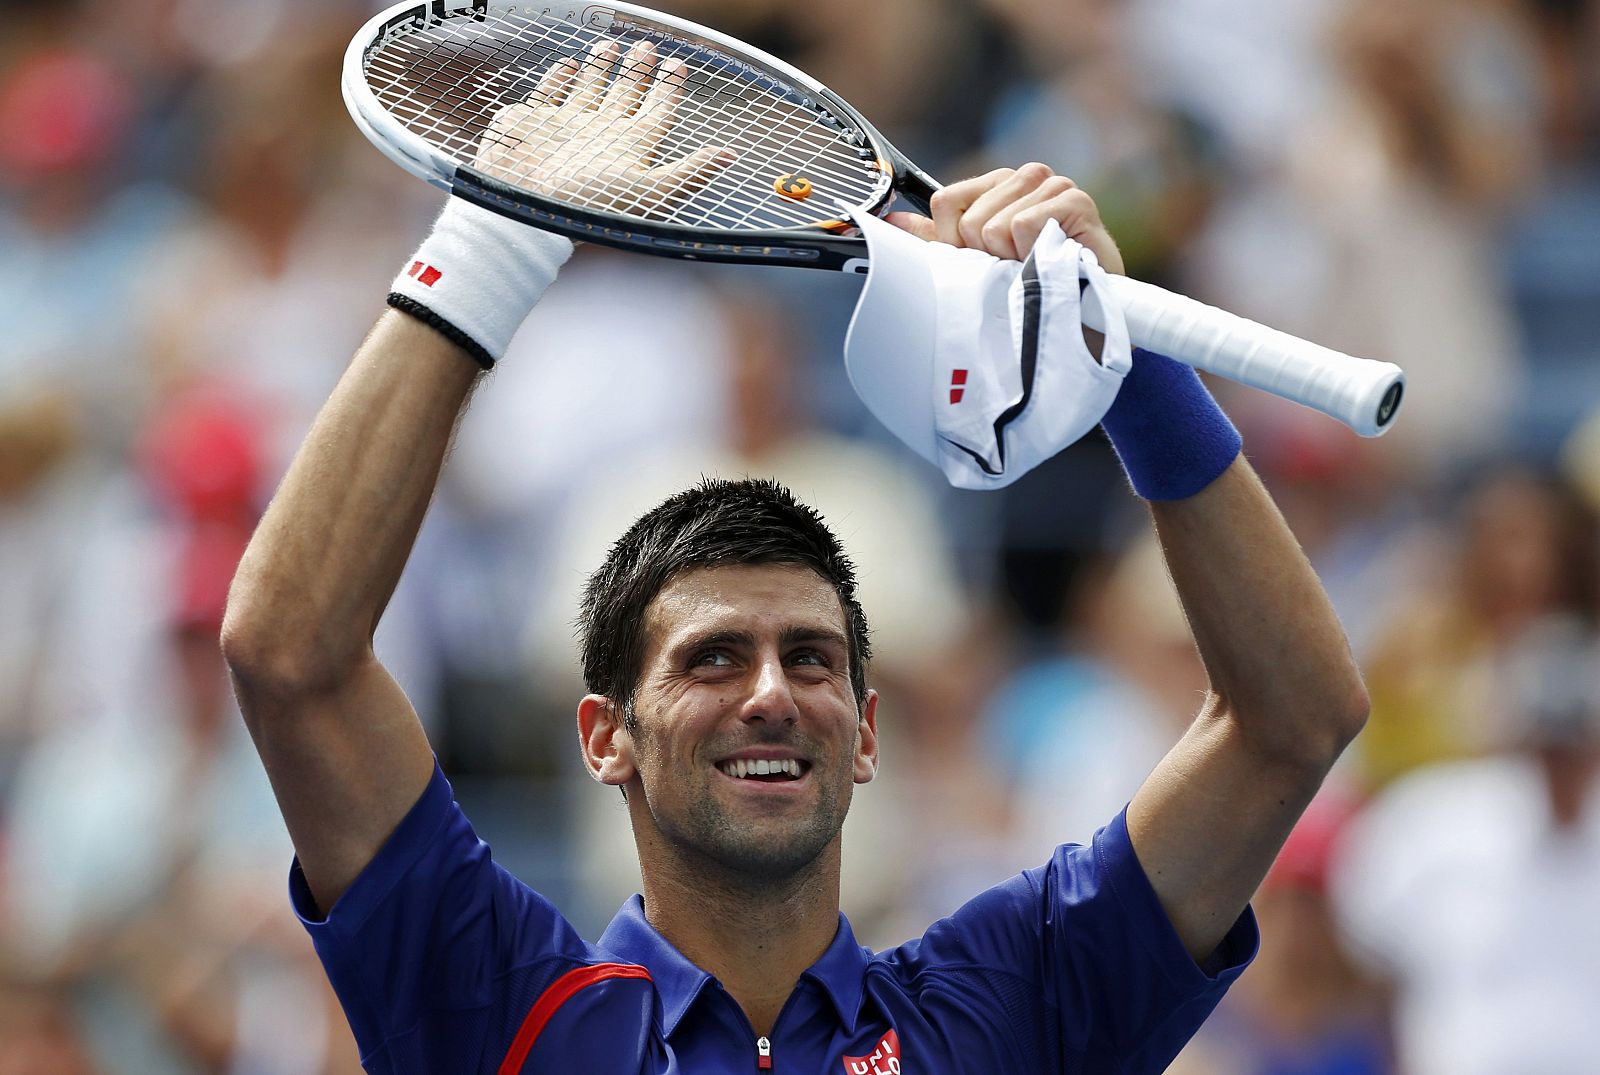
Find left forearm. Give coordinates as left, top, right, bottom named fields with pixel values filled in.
left=1150, top=457, right=1369, bottom=766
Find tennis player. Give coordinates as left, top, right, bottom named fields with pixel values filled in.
left=224, top=66, right=1370, bottom=1072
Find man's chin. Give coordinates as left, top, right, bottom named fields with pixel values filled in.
left=686, top=806, right=842, bottom=881
left=702, top=834, right=836, bottom=883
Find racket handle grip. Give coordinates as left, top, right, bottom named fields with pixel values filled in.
left=1099, top=275, right=1405, bottom=438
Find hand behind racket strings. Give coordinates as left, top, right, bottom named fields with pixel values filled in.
left=474, top=39, right=736, bottom=218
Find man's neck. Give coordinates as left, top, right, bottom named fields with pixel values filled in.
left=640, top=850, right=842, bottom=1036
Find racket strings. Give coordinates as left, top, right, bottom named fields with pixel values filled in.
left=428, top=14, right=867, bottom=190
left=364, top=9, right=884, bottom=229
left=666, top=69, right=873, bottom=228
left=376, top=19, right=867, bottom=225
left=377, top=28, right=869, bottom=229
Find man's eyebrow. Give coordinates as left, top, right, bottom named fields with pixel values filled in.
left=668, top=625, right=847, bottom=653
left=670, top=628, right=757, bottom=655
left=780, top=625, right=849, bottom=648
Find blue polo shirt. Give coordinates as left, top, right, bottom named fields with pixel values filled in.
left=292, top=762, right=1257, bottom=1073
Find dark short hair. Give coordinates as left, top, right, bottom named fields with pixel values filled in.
left=579, top=478, right=872, bottom=722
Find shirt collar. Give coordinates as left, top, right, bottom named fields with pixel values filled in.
left=598, top=896, right=869, bottom=1037
left=599, top=895, right=715, bottom=1036
left=800, top=911, right=869, bottom=1033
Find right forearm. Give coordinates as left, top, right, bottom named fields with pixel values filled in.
left=223, top=311, right=479, bottom=685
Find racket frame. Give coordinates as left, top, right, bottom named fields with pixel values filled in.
left=342, top=0, right=937, bottom=269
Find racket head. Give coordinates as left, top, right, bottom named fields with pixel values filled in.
left=343, top=0, right=934, bottom=267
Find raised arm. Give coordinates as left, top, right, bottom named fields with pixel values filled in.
left=224, top=40, right=724, bottom=914
left=1126, top=459, right=1369, bottom=961
left=894, top=165, right=1370, bottom=963
left=221, top=314, right=484, bottom=915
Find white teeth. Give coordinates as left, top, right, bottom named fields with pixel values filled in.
left=720, top=759, right=803, bottom=779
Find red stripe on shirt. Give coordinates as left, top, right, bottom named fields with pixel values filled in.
left=496, top=962, right=653, bottom=1075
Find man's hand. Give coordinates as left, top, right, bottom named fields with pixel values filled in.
left=476, top=40, right=735, bottom=216
left=887, top=163, right=1125, bottom=273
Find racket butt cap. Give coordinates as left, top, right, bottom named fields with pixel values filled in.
left=1373, top=380, right=1404, bottom=434
left=1352, top=369, right=1406, bottom=438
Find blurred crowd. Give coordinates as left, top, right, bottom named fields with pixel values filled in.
left=3, top=0, right=1600, bottom=1070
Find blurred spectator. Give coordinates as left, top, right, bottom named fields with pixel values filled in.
left=1, top=386, right=354, bottom=1071
left=0, top=981, right=95, bottom=1074
left=989, top=533, right=1201, bottom=861
left=0, top=382, right=88, bottom=792
left=1173, top=791, right=1393, bottom=1075
left=1191, top=0, right=1541, bottom=478
left=981, top=0, right=1223, bottom=285
left=139, top=29, right=420, bottom=444
left=1240, top=415, right=1431, bottom=659
left=1560, top=387, right=1600, bottom=508
left=0, top=26, right=190, bottom=446
left=1127, top=0, right=1339, bottom=165
left=1356, top=467, right=1598, bottom=790
left=1518, top=0, right=1600, bottom=161
left=1334, top=616, right=1600, bottom=1075
left=135, top=31, right=446, bottom=729
left=661, top=0, right=995, bottom=166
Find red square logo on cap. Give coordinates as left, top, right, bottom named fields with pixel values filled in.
left=950, top=369, right=968, bottom=404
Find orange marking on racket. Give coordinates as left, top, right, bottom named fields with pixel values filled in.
left=774, top=174, right=813, bottom=200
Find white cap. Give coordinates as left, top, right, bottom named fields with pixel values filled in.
left=844, top=210, right=1133, bottom=490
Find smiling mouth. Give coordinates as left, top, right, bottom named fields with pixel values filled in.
left=716, top=758, right=810, bottom=782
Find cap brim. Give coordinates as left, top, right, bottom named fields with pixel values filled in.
left=843, top=212, right=941, bottom=465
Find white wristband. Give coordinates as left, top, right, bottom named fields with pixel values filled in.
left=388, top=198, right=574, bottom=368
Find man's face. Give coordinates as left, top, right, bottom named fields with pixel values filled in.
left=619, top=562, right=878, bottom=882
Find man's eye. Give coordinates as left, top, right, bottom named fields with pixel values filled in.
left=693, top=650, right=733, bottom=667
left=790, top=650, right=827, bottom=667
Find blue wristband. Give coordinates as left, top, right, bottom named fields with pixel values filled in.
left=1101, top=349, right=1242, bottom=500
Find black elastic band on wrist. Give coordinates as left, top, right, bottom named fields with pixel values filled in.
left=386, top=293, right=495, bottom=371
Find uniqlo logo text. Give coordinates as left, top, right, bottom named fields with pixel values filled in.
left=843, top=1029, right=901, bottom=1074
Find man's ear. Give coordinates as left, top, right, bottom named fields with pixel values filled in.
left=578, top=695, right=636, bottom=787
left=853, top=689, right=880, bottom=785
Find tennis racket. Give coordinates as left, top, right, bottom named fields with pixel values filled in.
left=342, top=0, right=1406, bottom=437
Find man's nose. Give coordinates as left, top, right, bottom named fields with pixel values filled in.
left=741, top=655, right=799, bottom=725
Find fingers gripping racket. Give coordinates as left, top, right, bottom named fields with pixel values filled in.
left=343, top=0, right=1406, bottom=436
